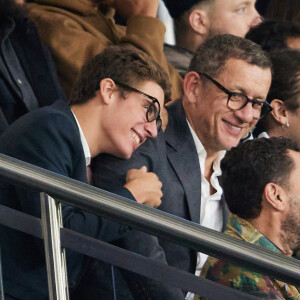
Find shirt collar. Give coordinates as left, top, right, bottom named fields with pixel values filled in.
left=258, top=131, right=270, bottom=139
left=186, top=119, right=226, bottom=176
left=71, top=111, right=91, bottom=166
left=226, top=213, right=281, bottom=254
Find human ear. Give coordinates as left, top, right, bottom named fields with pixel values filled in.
left=264, top=183, right=287, bottom=212
left=189, top=8, right=210, bottom=35
left=99, top=78, right=116, bottom=105
left=183, top=72, right=201, bottom=103
left=270, top=99, right=289, bottom=126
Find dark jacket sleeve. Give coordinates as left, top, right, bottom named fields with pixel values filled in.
left=92, top=136, right=185, bottom=299
left=0, top=105, right=146, bottom=297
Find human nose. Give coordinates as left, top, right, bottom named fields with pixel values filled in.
left=234, top=102, right=256, bottom=123
left=250, top=9, right=262, bottom=28
left=145, top=120, right=158, bottom=138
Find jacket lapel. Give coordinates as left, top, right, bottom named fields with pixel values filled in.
left=165, top=100, right=201, bottom=223
left=221, top=193, right=229, bottom=231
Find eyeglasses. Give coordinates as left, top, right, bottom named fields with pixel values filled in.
left=198, top=72, right=272, bottom=119
left=115, top=81, right=162, bottom=129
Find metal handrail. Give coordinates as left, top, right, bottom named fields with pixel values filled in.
left=0, top=153, right=299, bottom=287
left=0, top=204, right=255, bottom=300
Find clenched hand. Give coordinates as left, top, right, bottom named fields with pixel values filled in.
left=124, top=166, right=163, bottom=208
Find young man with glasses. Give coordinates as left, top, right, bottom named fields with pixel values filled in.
left=0, top=45, right=177, bottom=299
left=92, top=34, right=272, bottom=299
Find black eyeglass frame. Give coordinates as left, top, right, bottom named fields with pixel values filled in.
left=115, top=81, right=162, bottom=128
left=197, top=72, right=272, bottom=118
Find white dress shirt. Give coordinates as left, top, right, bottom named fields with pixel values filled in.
left=186, top=121, right=225, bottom=300
left=71, top=111, right=91, bottom=167
left=258, top=131, right=270, bottom=139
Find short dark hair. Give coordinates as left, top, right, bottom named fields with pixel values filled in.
left=69, top=45, right=171, bottom=105
left=221, top=137, right=300, bottom=219
left=189, top=34, right=271, bottom=78
left=163, top=0, right=209, bottom=20
left=246, top=20, right=300, bottom=52
left=255, top=49, right=300, bottom=133
left=267, top=50, right=300, bottom=110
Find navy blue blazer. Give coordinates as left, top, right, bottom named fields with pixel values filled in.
left=92, top=99, right=228, bottom=298
left=0, top=100, right=133, bottom=299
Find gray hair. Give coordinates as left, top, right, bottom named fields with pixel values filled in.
left=189, top=34, right=271, bottom=77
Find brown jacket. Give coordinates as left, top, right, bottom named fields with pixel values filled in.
left=27, top=0, right=183, bottom=101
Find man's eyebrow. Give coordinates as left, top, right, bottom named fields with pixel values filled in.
left=235, top=0, right=252, bottom=7
left=230, top=86, right=265, bottom=100
left=144, top=98, right=153, bottom=105
left=138, top=93, right=154, bottom=105
left=228, top=84, right=248, bottom=95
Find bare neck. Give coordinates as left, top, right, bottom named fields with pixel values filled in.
left=71, top=101, right=102, bottom=158
left=266, top=126, right=286, bottom=139
left=249, top=213, right=293, bottom=256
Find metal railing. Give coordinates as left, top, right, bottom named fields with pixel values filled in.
left=0, top=153, right=299, bottom=299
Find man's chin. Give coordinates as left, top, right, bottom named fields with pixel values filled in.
left=220, top=137, right=241, bottom=151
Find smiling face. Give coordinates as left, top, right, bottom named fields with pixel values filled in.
left=207, top=0, right=261, bottom=38
left=187, top=58, right=271, bottom=154
left=103, top=80, right=164, bottom=159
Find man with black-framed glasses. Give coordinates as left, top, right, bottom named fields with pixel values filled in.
left=93, top=34, right=272, bottom=299
left=197, top=72, right=272, bottom=119
left=115, top=81, right=162, bottom=130
left=0, top=45, right=181, bottom=300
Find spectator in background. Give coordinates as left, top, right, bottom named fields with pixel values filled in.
left=253, top=50, right=300, bottom=261
left=266, top=0, right=300, bottom=22
left=199, top=137, right=300, bottom=299
left=253, top=50, right=300, bottom=144
left=92, top=34, right=272, bottom=299
left=27, top=0, right=182, bottom=102
left=0, top=45, right=172, bottom=300
left=246, top=20, right=300, bottom=51
left=0, top=0, right=66, bottom=134
left=163, top=0, right=262, bottom=76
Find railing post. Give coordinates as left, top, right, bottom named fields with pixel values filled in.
left=40, top=193, right=69, bottom=300
left=0, top=246, right=4, bottom=300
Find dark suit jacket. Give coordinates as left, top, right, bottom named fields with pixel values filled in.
left=0, top=100, right=133, bottom=299
left=92, top=99, right=228, bottom=298
left=0, top=16, right=66, bottom=133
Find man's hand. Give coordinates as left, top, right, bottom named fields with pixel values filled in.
left=111, top=0, right=159, bottom=19
left=124, top=166, right=162, bottom=208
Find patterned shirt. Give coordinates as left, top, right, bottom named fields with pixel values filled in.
left=196, top=213, right=300, bottom=300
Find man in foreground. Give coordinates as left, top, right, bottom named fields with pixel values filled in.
left=0, top=45, right=174, bottom=299
left=93, top=34, right=272, bottom=299
left=199, top=137, right=300, bottom=299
